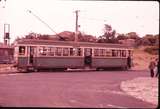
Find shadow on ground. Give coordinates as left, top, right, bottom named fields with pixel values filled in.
left=26, top=67, right=131, bottom=73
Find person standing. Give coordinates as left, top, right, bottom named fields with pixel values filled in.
left=148, top=58, right=156, bottom=78
left=127, top=56, right=132, bottom=69
left=155, top=59, right=159, bottom=77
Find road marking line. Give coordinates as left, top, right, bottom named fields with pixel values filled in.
left=7, top=73, right=19, bottom=76
left=107, top=104, right=127, bottom=108
left=0, top=73, right=24, bottom=76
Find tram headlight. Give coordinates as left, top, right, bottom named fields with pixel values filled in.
left=40, top=50, right=43, bottom=53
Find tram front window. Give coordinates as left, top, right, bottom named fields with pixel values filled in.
left=19, top=46, right=25, bottom=55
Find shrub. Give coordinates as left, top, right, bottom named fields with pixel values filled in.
left=144, top=46, right=159, bottom=55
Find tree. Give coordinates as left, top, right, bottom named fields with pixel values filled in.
left=154, top=34, right=159, bottom=46
left=126, top=32, right=141, bottom=47
left=38, top=34, right=50, bottom=40
left=83, top=34, right=97, bottom=42
left=143, top=34, right=156, bottom=46
left=25, top=32, right=37, bottom=39
left=98, top=24, right=117, bottom=43
left=126, top=32, right=140, bottom=40
left=22, top=32, right=52, bottom=40
left=116, top=33, right=127, bottom=40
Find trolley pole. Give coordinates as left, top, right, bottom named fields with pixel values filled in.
left=74, top=10, right=80, bottom=43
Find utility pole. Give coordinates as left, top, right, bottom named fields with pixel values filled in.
left=1, top=0, right=8, bottom=44
left=74, top=10, right=80, bottom=43
left=4, top=24, right=10, bottom=45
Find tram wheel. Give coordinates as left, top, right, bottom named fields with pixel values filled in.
left=54, top=68, right=67, bottom=71
left=96, top=68, right=101, bottom=71
left=34, top=68, right=39, bottom=72
left=122, top=66, right=128, bottom=71
left=25, top=69, right=32, bottom=73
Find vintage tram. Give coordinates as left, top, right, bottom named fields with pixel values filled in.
left=13, top=39, right=133, bottom=72
left=0, top=45, right=14, bottom=64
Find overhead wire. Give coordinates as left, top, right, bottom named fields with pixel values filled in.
left=26, top=9, right=65, bottom=40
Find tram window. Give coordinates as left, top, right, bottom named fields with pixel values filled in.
left=99, top=49, right=105, bottom=56
left=112, top=50, right=115, bottom=57
left=129, top=50, right=133, bottom=57
left=63, top=48, right=69, bottom=56
left=106, top=49, right=112, bottom=57
left=77, top=48, right=82, bottom=56
left=0, top=50, right=2, bottom=55
left=128, top=50, right=131, bottom=55
left=19, top=46, right=25, bottom=55
left=43, top=47, right=47, bottom=54
left=94, top=49, right=99, bottom=56
left=48, top=47, right=55, bottom=56
left=85, top=48, right=92, bottom=56
left=118, top=50, right=123, bottom=57
left=122, top=50, right=126, bottom=57
left=116, top=50, right=119, bottom=57
left=48, top=47, right=51, bottom=55
left=55, top=47, right=62, bottom=56
left=131, top=51, right=133, bottom=56
left=70, top=48, right=75, bottom=56
left=39, top=46, right=47, bottom=56
left=128, top=50, right=133, bottom=56
left=112, top=50, right=118, bottom=57
left=39, top=47, right=43, bottom=55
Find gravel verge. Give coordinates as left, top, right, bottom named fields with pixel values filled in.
left=121, top=77, right=158, bottom=105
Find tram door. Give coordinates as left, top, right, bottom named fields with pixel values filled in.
left=28, top=46, right=36, bottom=65
left=84, top=48, right=92, bottom=67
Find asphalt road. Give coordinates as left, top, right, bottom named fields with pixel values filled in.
left=0, top=70, right=156, bottom=108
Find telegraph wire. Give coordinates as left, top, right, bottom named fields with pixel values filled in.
left=26, top=9, right=65, bottom=40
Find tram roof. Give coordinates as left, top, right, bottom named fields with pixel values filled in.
left=0, top=45, right=14, bottom=49
left=15, top=39, right=133, bottom=49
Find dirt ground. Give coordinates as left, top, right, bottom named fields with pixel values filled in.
left=121, top=77, right=158, bottom=106
left=132, top=46, right=158, bottom=70
left=122, top=47, right=158, bottom=106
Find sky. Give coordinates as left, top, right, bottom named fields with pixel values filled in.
left=0, top=0, right=159, bottom=43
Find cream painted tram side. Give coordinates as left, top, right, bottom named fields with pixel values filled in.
left=14, top=39, right=133, bottom=72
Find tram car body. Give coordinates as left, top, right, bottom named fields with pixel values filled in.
left=0, top=45, right=14, bottom=64
left=14, top=39, right=133, bottom=71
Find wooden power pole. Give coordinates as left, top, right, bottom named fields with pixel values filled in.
left=74, top=10, right=80, bottom=43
